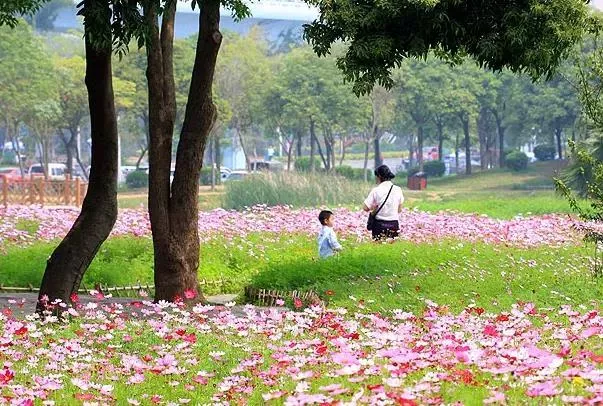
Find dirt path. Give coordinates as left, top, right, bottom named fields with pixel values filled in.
left=0, top=292, right=239, bottom=319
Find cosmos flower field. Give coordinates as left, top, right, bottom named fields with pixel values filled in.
left=1, top=205, right=603, bottom=405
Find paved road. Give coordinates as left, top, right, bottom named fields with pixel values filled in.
left=0, top=292, right=239, bottom=319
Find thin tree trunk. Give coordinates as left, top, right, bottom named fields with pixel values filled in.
left=312, top=126, right=328, bottom=170
left=461, top=114, right=471, bottom=175
left=214, top=130, right=221, bottom=183
left=135, top=147, right=148, bottom=170
left=323, top=133, right=331, bottom=171
left=309, top=120, right=316, bottom=172
left=339, top=136, right=346, bottom=167
left=555, top=126, right=563, bottom=160
left=210, top=135, right=215, bottom=191
left=65, top=127, right=77, bottom=176
left=417, top=126, right=424, bottom=171
left=9, top=121, right=25, bottom=178
left=437, top=121, right=444, bottom=162
left=74, top=144, right=89, bottom=181
left=296, top=131, right=302, bottom=158
left=237, top=128, right=250, bottom=170
left=363, top=139, right=369, bottom=182
left=37, top=1, right=118, bottom=312
left=478, top=108, right=488, bottom=171
left=408, top=133, right=414, bottom=169
left=494, top=113, right=506, bottom=168
left=455, top=133, right=460, bottom=174
left=286, top=138, right=293, bottom=171
left=374, top=133, right=382, bottom=169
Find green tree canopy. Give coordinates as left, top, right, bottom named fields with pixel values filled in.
left=304, top=0, right=592, bottom=94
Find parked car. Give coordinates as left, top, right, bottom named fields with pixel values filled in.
left=249, top=160, right=283, bottom=172
left=0, top=167, right=24, bottom=182
left=28, top=163, right=67, bottom=180
left=220, top=167, right=231, bottom=181
left=223, top=170, right=249, bottom=182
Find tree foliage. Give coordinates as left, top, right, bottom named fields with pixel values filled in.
left=304, top=0, right=592, bottom=95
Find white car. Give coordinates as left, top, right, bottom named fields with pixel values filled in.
left=28, top=163, right=67, bottom=180
left=223, top=170, right=249, bottom=182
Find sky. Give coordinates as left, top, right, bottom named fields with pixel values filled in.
left=176, top=0, right=319, bottom=21
left=593, top=0, right=603, bottom=10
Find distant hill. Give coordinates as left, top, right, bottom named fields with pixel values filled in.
left=52, top=6, right=306, bottom=50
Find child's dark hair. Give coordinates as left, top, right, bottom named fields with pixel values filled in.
left=318, top=210, right=333, bottom=225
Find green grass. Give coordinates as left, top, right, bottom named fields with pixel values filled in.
left=398, top=161, right=587, bottom=218
left=2, top=233, right=600, bottom=316
left=425, top=160, right=566, bottom=191
left=404, top=190, right=580, bottom=218
left=250, top=238, right=600, bottom=314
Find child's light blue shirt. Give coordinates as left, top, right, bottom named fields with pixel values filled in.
left=318, top=226, right=342, bottom=259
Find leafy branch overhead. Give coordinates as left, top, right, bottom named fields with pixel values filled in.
left=304, top=0, right=593, bottom=95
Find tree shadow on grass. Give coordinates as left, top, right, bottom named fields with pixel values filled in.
left=245, top=241, right=461, bottom=311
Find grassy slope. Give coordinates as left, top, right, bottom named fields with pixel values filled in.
left=403, top=161, right=584, bottom=218
left=2, top=235, right=599, bottom=315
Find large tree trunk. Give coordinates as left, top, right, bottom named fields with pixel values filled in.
left=146, top=0, right=221, bottom=302
left=36, top=2, right=118, bottom=312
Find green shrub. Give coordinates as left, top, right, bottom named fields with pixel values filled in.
left=222, top=171, right=371, bottom=209
left=352, top=167, right=372, bottom=181
left=396, top=170, right=408, bottom=180
left=294, top=157, right=322, bottom=172
left=505, top=151, right=529, bottom=171
left=533, top=144, right=556, bottom=161
left=126, top=170, right=148, bottom=189
left=200, top=167, right=219, bottom=185
left=1, top=150, right=16, bottom=165
left=335, top=165, right=355, bottom=180
left=423, top=160, right=446, bottom=177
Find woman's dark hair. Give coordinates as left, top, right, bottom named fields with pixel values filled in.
left=374, top=165, right=395, bottom=181
left=318, top=210, right=333, bottom=225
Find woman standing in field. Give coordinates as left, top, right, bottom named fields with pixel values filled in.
left=363, top=165, right=404, bottom=240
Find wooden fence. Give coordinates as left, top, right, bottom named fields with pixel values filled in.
left=1, top=176, right=87, bottom=207
left=244, top=286, right=324, bottom=307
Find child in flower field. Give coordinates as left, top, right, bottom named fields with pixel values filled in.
left=318, top=210, right=342, bottom=259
